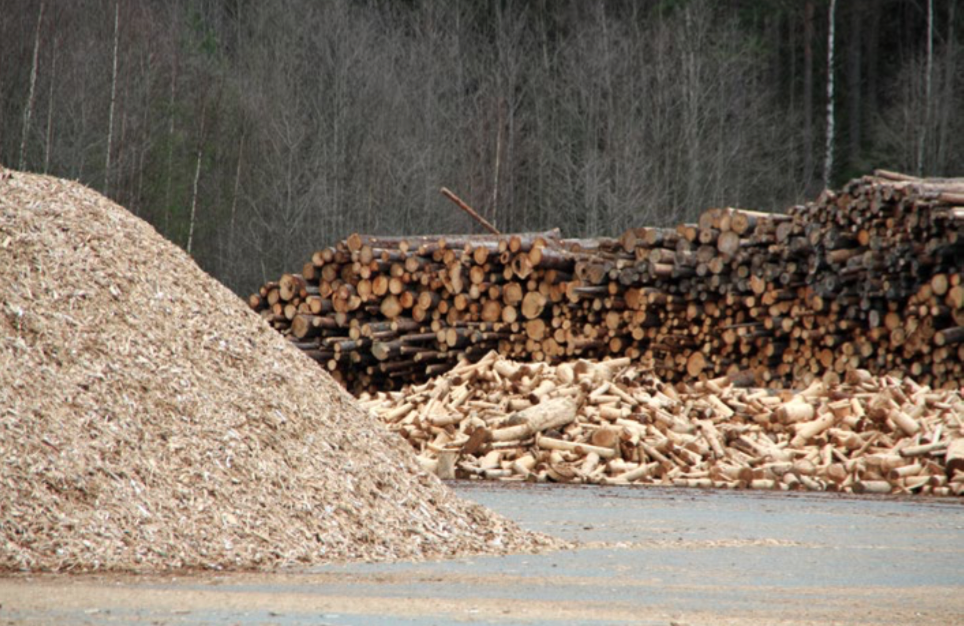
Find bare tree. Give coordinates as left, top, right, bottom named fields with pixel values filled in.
left=847, top=0, right=863, bottom=171
left=4, top=0, right=959, bottom=298
left=186, top=106, right=205, bottom=255
left=18, top=0, right=44, bottom=171
left=804, top=0, right=815, bottom=189
left=824, top=0, right=837, bottom=188
left=104, top=0, right=119, bottom=194
left=43, top=32, right=56, bottom=174
left=917, top=0, right=934, bottom=175
left=164, top=2, right=179, bottom=235
left=935, top=0, right=958, bottom=170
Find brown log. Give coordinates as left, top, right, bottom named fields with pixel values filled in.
left=440, top=187, right=502, bottom=235
left=935, top=327, right=964, bottom=346
left=521, top=291, right=547, bottom=320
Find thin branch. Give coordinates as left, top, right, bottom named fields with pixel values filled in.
left=440, top=187, right=501, bottom=235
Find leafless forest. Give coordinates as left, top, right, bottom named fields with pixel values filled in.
left=1, top=0, right=961, bottom=295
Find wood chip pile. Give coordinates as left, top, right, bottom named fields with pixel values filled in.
left=0, top=168, right=559, bottom=573
left=250, top=171, right=964, bottom=394
left=363, top=351, right=964, bottom=496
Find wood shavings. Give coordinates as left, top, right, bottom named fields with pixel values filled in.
left=0, top=169, right=560, bottom=573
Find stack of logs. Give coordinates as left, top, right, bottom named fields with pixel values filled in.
left=249, top=171, right=964, bottom=394
left=362, top=351, right=964, bottom=495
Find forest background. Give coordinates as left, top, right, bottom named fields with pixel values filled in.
left=1, top=0, right=962, bottom=296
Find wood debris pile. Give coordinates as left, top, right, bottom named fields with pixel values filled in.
left=364, top=352, right=964, bottom=496
left=0, top=168, right=558, bottom=573
left=250, top=170, right=964, bottom=394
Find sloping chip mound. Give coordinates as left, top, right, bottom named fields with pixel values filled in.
left=0, top=168, right=558, bottom=572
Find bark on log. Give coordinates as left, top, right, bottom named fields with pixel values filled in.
left=251, top=174, right=964, bottom=395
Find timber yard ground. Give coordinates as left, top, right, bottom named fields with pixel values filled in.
left=1, top=483, right=962, bottom=626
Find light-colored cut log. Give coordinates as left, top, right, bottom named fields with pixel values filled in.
left=946, top=439, right=964, bottom=478
left=889, top=409, right=921, bottom=436
left=436, top=450, right=458, bottom=479
left=775, top=399, right=815, bottom=424
left=536, top=436, right=618, bottom=459
left=791, top=414, right=835, bottom=446
left=490, top=397, right=579, bottom=442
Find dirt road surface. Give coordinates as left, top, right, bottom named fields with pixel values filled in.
left=2, top=484, right=962, bottom=625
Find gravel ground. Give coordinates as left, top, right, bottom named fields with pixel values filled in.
left=1, top=483, right=962, bottom=625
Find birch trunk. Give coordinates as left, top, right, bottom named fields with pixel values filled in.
left=823, top=0, right=837, bottom=188
left=164, top=1, right=180, bottom=235
left=43, top=37, right=57, bottom=174
left=104, top=1, right=120, bottom=195
left=803, top=0, right=814, bottom=188
left=19, top=0, right=45, bottom=171
left=186, top=109, right=206, bottom=255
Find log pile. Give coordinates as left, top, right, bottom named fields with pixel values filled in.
left=362, top=352, right=964, bottom=495
left=249, top=171, right=964, bottom=393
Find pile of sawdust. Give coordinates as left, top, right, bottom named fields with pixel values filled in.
left=0, top=168, right=559, bottom=572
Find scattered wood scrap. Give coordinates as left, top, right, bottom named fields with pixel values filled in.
left=363, top=352, right=964, bottom=496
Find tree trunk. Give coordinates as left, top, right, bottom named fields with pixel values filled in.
left=936, top=0, right=957, bottom=171
left=19, top=0, right=45, bottom=171
left=864, top=1, right=881, bottom=138
left=846, top=0, right=862, bottom=171
left=186, top=106, right=206, bottom=256
left=803, top=0, right=815, bottom=189
left=43, top=35, right=57, bottom=174
left=824, top=0, right=837, bottom=188
left=164, top=1, right=180, bottom=235
left=229, top=128, right=245, bottom=268
left=917, top=0, right=934, bottom=176
left=491, top=96, right=504, bottom=226
left=104, top=0, right=120, bottom=195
